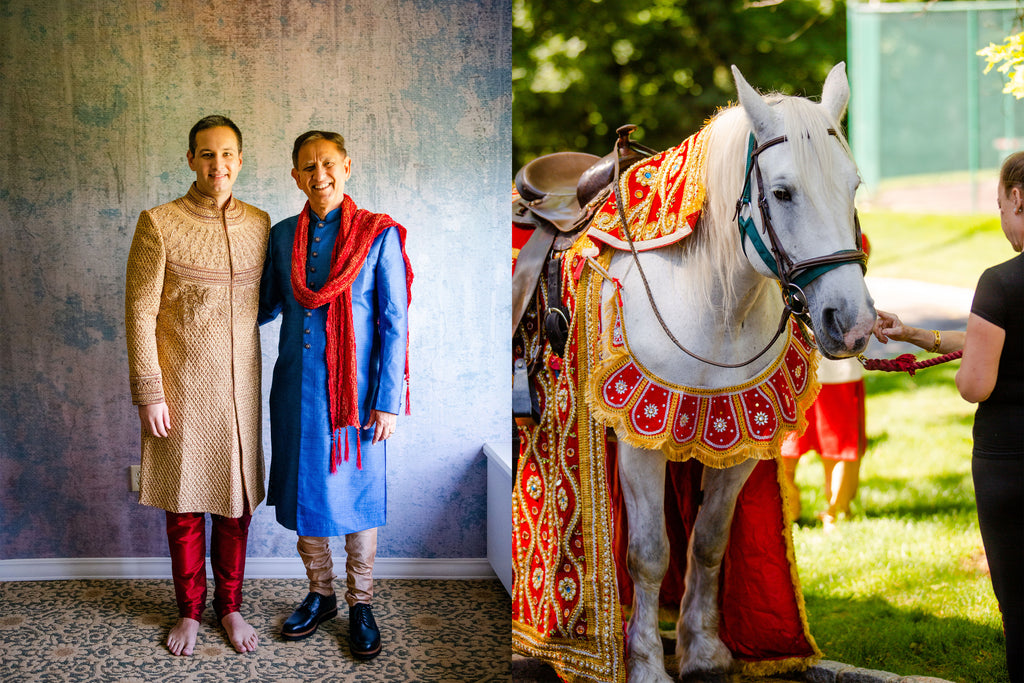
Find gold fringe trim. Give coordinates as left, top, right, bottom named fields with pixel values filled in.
left=737, top=653, right=822, bottom=677
left=775, top=456, right=823, bottom=664
left=513, top=621, right=628, bottom=683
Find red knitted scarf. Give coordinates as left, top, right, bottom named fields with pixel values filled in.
left=290, top=195, right=413, bottom=472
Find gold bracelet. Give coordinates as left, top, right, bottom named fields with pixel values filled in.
left=928, top=329, right=941, bottom=354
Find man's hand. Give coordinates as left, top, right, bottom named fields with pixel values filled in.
left=139, top=402, right=171, bottom=437
left=363, top=410, right=397, bottom=445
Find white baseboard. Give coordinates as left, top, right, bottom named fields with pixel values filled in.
left=0, top=557, right=496, bottom=582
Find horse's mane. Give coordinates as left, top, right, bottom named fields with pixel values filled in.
left=667, top=92, right=854, bottom=312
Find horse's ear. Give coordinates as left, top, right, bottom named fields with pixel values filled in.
left=732, top=64, right=776, bottom=142
left=821, top=62, right=850, bottom=123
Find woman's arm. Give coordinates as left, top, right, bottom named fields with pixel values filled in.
left=955, top=313, right=1005, bottom=403
left=873, top=310, right=965, bottom=353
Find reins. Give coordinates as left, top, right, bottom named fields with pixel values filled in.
left=858, top=350, right=963, bottom=376
left=610, top=125, right=866, bottom=369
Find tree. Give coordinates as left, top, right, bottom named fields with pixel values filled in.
left=513, top=0, right=848, bottom=170
left=978, top=30, right=1024, bottom=99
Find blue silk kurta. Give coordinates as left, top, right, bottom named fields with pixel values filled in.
left=259, top=205, right=408, bottom=536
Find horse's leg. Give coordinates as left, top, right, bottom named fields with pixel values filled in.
left=617, top=443, right=674, bottom=683
left=676, top=458, right=757, bottom=677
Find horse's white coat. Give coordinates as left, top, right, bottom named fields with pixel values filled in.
left=604, top=64, right=876, bottom=681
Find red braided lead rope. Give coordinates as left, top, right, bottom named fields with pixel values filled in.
left=858, top=350, right=963, bottom=376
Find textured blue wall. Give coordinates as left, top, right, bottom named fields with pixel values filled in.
left=0, top=0, right=511, bottom=560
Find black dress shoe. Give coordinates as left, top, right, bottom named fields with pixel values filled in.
left=282, top=592, right=338, bottom=641
left=348, top=603, right=381, bottom=660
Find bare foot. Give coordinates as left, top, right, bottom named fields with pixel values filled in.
left=221, top=611, right=258, bottom=653
left=167, top=617, right=200, bottom=656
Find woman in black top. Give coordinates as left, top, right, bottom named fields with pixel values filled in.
left=874, top=151, right=1024, bottom=683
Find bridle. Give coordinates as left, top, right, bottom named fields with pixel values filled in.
left=735, top=130, right=867, bottom=324
left=612, top=127, right=867, bottom=369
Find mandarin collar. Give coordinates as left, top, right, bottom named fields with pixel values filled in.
left=184, top=183, right=243, bottom=222
left=308, top=204, right=343, bottom=224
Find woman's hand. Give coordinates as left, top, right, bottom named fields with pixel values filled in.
left=873, top=309, right=966, bottom=353
left=873, top=309, right=910, bottom=344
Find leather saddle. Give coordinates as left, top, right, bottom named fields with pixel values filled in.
left=513, top=124, right=654, bottom=446
left=512, top=125, right=652, bottom=338
left=514, top=151, right=600, bottom=233
left=512, top=129, right=651, bottom=239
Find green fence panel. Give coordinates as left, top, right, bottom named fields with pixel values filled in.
left=848, top=1, right=1023, bottom=195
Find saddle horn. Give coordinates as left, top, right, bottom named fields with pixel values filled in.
left=576, top=124, right=655, bottom=208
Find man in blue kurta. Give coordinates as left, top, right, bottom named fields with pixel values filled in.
left=259, top=130, right=412, bottom=660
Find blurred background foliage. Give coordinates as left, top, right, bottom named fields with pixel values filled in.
left=513, top=0, right=848, bottom=170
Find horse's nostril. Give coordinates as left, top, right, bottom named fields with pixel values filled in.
left=822, top=307, right=840, bottom=339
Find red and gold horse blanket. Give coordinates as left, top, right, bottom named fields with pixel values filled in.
left=511, top=134, right=822, bottom=681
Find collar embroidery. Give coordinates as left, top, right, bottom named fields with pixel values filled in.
left=177, top=183, right=244, bottom=224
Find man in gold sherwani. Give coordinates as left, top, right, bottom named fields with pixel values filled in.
left=125, top=115, right=269, bottom=656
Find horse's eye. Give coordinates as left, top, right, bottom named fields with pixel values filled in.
left=772, top=188, right=792, bottom=202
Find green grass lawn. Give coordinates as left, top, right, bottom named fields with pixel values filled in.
left=861, top=210, right=1009, bottom=289
left=790, top=212, right=1011, bottom=681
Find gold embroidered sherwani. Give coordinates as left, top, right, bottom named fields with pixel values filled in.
left=125, top=184, right=269, bottom=518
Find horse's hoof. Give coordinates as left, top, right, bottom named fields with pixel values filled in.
left=625, top=658, right=675, bottom=683
left=677, top=628, right=735, bottom=678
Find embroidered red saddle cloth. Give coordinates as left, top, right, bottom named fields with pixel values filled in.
left=587, top=128, right=709, bottom=252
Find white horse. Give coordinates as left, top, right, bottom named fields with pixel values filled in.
left=605, top=64, right=876, bottom=681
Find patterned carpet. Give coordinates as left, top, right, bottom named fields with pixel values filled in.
left=0, top=578, right=511, bottom=682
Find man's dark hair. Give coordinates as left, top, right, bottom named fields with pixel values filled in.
left=292, top=130, right=347, bottom=169
left=189, top=115, right=242, bottom=155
